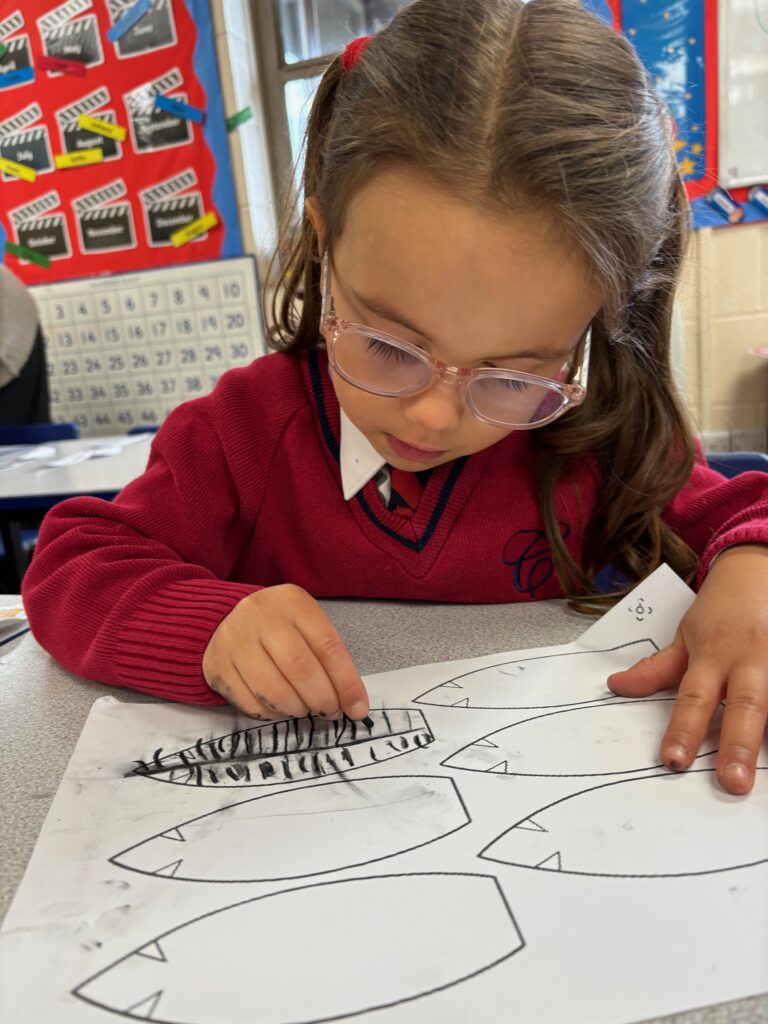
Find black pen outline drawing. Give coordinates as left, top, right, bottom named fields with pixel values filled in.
left=109, top=775, right=471, bottom=883
left=72, top=872, right=525, bottom=1023
left=442, top=698, right=718, bottom=778
left=413, top=639, right=660, bottom=709
left=130, top=709, right=434, bottom=788
left=479, top=768, right=768, bottom=879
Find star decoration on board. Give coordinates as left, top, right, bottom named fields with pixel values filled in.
left=678, top=156, right=697, bottom=178
left=691, top=142, right=703, bottom=155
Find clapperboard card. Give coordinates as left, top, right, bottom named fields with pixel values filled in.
left=10, top=190, right=71, bottom=261
left=107, top=0, right=177, bottom=59
left=0, top=12, right=32, bottom=89
left=0, top=103, right=53, bottom=181
left=55, top=87, right=122, bottom=161
left=124, top=67, right=192, bottom=153
left=140, top=169, right=204, bottom=247
left=37, top=0, right=104, bottom=74
left=73, top=179, right=136, bottom=254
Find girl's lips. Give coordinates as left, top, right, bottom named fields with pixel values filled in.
left=386, top=434, right=448, bottom=463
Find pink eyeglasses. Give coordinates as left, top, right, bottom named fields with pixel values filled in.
left=320, top=253, right=590, bottom=430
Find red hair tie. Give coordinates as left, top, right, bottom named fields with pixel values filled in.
left=342, top=35, right=373, bottom=72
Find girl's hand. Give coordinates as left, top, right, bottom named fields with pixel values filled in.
left=203, top=585, right=370, bottom=721
left=607, top=545, right=768, bottom=795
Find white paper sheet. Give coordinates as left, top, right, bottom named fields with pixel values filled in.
left=1, top=564, right=767, bottom=1024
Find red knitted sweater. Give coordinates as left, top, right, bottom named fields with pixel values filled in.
left=22, top=350, right=768, bottom=703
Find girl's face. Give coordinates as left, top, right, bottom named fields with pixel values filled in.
left=310, top=168, right=603, bottom=470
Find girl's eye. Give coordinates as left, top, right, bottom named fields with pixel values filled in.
left=366, top=337, right=420, bottom=364
left=484, top=375, right=529, bottom=393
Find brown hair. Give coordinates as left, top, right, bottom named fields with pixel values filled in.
left=267, top=0, right=698, bottom=608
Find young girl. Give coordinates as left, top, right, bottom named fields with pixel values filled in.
left=23, top=0, right=768, bottom=795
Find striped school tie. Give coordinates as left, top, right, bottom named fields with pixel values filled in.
left=387, top=467, right=426, bottom=518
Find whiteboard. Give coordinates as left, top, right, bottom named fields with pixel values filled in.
left=718, top=1, right=768, bottom=188
left=31, top=257, right=266, bottom=437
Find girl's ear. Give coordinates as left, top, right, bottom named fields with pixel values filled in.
left=304, top=196, right=326, bottom=255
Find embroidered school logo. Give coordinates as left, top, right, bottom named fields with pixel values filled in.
left=501, top=524, right=570, bottom=596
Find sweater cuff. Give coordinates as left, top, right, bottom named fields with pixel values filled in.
left=104, top=578, right=261, bottom=704
left=697, top=525, right=768, bottom=588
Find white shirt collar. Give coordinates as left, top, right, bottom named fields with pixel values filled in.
left=339, top=409, right=387, bottom=501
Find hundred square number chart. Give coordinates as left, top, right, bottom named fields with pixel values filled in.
left=31, top=257, right=265, bottom=436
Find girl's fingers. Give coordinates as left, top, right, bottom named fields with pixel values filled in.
left=206, top=660, right=276, bottom=719
left=262, top=624, right=340, bottom=718
left=297, top=601, right=370, bottom=720
left=715, top=666, right=768, bottom=795
left=233, top=643, right=310, bottom=719
left=660, top=658, right=724, bottom=773
left=607, top=636, right=689, bottom=697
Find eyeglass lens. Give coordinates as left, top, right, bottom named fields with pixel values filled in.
left=332, top=331, right=567, bottom=427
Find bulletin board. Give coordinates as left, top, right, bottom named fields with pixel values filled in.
left=601, top=0, right=768, bottom=230
left=32, top=257, right=266, bottom=435
left=0, top=0, right=243, bottom=287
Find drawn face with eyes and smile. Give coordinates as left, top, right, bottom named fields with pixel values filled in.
left=306, top=167, right=604, bottom=470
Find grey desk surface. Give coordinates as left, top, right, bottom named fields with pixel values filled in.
left=1, top=596, right=765, bottom=1024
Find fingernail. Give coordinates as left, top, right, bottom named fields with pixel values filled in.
left=665, top=743, right=688, bottom=770
left=348, top=700, right=369, bottom=719
left=724, top=764, right=750, bottom=787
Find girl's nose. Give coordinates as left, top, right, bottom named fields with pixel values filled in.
left=400, top=377, right=464, bottom=435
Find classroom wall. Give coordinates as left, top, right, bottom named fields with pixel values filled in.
left=211, top=2, right=768, bottom=449
left=678, top=222, right=768, bottom=448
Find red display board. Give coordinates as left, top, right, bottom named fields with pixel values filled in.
left=0, top=0, right=242, bottom=285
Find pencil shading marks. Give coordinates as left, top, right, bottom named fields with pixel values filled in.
left=479, top=768, right=768, bottom=878
left=443, top=700, right=720, bottom=778
left=414, top=639, right=659, bottom=709
left=110, top=776, right=470, bottom=882
left=73, top=873, right=525, bottom=1022
left=130, top=709, right=434, bottom=787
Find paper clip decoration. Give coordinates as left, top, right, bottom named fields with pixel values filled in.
left=0, top=66, right=34, bottom=89
left=170, top=211, right=218, bottom=248
left=55, top=147, right=104, bottom=169
left=39, top=54, right=87, bottom=76
left=226, top=106, right=253, bottom=133
left=106, top=0, right=152, bottom=43
left=154, top=93, right=205, bottom=125
left=77, top=114, right=127, bottom=143
left=4, top=240, right=51, bottom=268
left=0, top=156, right=36, bottom=182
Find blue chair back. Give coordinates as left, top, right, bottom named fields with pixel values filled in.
left=593, top=449, right=767, bottom=592
left=706, top=451, right=768, bottom=478
left=0, top=421, right=80, bottom=444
